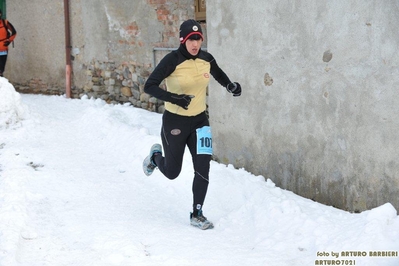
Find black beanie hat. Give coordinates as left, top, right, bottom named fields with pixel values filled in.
left=179, top=19, right=203, bottom=44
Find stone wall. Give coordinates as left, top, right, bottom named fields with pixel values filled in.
left=16, top=60, right=164, bottom=112
left=77, top=60, right=164, bottom=112
left=7, top=0, right=206, bottom=114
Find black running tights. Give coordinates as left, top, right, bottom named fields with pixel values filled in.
left=153, top=110, right=211, bottom=213
left=0, top=54, right=8, bottom=76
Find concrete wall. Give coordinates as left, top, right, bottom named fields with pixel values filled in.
left=5, top=1, right=398, bottom=212
left=207, top=0, right=399, bottom=212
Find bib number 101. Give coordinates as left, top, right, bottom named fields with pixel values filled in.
left=196, top=126, right=213, bottom=155
left=200, top=137, right=212, bottom=148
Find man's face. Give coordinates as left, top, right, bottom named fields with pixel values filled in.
left=185, top=38, right=203, bottom=56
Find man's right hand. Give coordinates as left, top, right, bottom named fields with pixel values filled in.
left=171, top=94, right=195, bottom=110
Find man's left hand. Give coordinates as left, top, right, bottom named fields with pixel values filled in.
left=227, top=82, right=242, bottom=97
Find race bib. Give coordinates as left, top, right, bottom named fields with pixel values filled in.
left=196, top=126, right=213, bottom=155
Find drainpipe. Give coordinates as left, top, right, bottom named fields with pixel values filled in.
left=64, top=0, right=72, bottom=98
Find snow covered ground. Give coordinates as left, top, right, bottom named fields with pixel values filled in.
left=1, top=77, right=399, bottom=266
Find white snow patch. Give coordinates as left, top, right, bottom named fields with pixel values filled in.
left=0, top=77, right=398, bottom=265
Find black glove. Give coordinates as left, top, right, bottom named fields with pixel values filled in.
left=4, top=40, right=10, bottom=46
left=227, top=82, right=241, bottom=97
left=170, top=94, right=195, bottom=110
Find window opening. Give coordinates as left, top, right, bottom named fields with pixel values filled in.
left=195, top=0, right=206, bottom=21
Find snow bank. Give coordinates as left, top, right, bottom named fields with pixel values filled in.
left=1, top=94, right=398, bottom=266
left=0, top=77, right=25, bottom=128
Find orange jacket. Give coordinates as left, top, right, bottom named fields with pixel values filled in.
left=0, top=19, right=16, bottom=52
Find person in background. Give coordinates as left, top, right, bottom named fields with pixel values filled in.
left=143, top=19, right=241, bottom=230
left=0, top=9, right=17, bottom=77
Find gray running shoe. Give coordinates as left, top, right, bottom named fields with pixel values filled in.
left=190, top=210, right=214, bottom=230
left=142, top=144, right=162, bottom=176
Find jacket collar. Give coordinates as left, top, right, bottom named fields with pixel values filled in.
left=178, top=44, right=201, bottom=60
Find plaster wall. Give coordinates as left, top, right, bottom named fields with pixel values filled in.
left=6, top=0, right=195, bottom=92
left=6, top=0, right=65, bottom=85
left=207, top=0, right=399, bottom=212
